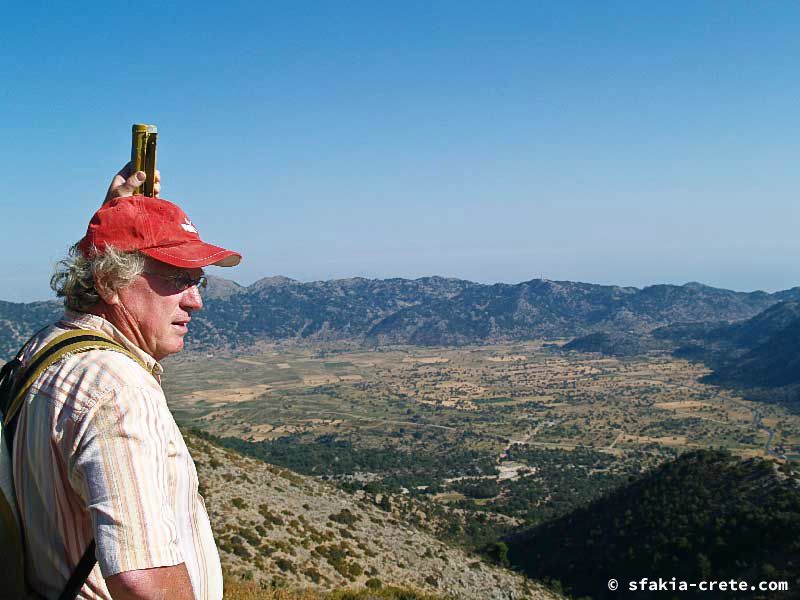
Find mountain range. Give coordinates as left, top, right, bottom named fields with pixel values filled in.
left=3, top=276, right=797, bottom=359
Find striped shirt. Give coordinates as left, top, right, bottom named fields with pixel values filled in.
left=13, top=310, right=222, bottom=600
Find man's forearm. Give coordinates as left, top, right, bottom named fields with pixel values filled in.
left=105, top=563, right=195, bottom=600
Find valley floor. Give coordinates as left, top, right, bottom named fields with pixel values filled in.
left=162, top=341, right=800, bottom=596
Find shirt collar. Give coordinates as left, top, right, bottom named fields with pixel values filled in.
left=59, top=310, right=165, bottom=378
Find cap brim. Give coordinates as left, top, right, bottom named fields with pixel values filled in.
left=142, top=241, right=242, bottom=268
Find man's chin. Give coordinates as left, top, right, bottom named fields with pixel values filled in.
left=172, top=337, right=186, bottom=354
left=155, top=337, right=186, bottom=361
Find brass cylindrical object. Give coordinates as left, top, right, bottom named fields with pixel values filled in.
left=131, top=124, right=158, bottom=197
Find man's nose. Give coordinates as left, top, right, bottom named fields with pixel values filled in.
left=181, top=284, right=204, bottom=311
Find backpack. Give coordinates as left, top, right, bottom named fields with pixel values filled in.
left=0, top=329, right=145, bottom=600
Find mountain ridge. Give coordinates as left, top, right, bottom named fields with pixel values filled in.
left=2, top=276, right=798, bottom=358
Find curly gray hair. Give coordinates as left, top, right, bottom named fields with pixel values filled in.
left=51, top=244, right=146, bottom=312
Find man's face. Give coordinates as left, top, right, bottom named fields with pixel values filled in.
left=111, top=259, right=204, bottom=361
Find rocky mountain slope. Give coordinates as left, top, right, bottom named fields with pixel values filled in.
left=188, top=431, right=557, bottom=600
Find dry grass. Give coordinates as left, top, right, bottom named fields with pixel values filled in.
left=224, top=576, right=444, bottom=599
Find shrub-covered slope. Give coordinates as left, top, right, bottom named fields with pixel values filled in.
left=188, top=431, right=556, bottom=600
left=506, top=450, right=800, bottom=599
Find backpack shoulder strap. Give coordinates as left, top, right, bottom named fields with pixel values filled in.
left=3, top=329, right=147, bottom=429
left=57, top=540, right=97, bottom=600
left=0, top=326, right=50, bottom=426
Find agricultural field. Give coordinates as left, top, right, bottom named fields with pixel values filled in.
left=162, top=341, right=800, bottom=546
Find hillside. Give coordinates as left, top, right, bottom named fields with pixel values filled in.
left=651, top=301, right=800, bottom=400
left=708, top=316, right=800, bottom=389
left=560, top=301, right=800, bottom=408
left=0, top=299, right=61, bottom=359
left=562, top=331, right=669, bottom=357
left=4, top=277, right=796, bottom=358
left=187, top=430, right=557, bottom=600
left=505, top=450, right=800, bottom=599
left=654, top=301, right=800, bottom=367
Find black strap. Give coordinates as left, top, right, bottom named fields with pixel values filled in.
left=2, top=333, right=126, bottom=600
left=0, top=358, right=22, bottom=453
left=57, top=540, right=97, bottom=600
left=0, top=325, right=49, bottom=443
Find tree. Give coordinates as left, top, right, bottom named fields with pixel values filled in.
left=697, top=553, right=712, bottom=580
left=488, top=541, right=510, bottom=567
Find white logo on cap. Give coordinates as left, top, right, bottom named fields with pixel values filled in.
left=181, top=218, right=199, bottom=234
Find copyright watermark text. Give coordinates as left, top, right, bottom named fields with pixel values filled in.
left=606, top=577, right=789, bottom=593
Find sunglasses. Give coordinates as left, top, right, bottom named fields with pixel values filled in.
left=143, top=270, right=208, bottom=293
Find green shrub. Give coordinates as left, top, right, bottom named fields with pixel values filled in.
left=329, top=509, right=359, bottom=526
left=274, top=557, right=295, bottom=573
left=365, top=577, right=382, bottom=590
left=232, top=543, right=251, bottom=559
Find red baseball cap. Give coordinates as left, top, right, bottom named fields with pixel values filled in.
left=77, top=195, right=242, bottom=268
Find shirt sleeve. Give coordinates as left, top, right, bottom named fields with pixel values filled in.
left=71, top=384, right=184, bottom=577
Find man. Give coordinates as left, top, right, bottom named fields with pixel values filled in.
left=12, top=166, right=240, bottom=599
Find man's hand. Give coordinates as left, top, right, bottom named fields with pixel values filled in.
left=105, top=564, right=194, bottom=600
left=105, top=162, right=162, bottom=205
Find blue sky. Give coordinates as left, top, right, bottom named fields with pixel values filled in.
left=1, top=2, right=799, bottom=301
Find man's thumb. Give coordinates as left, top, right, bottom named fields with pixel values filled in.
left=125, top=171, right=146, bottom=191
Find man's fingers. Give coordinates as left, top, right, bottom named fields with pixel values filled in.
left=118, top=171, right=146, bottom=195
left=104, top=163, right=163, bottom=205
left=104, top=167, right=146, bottom=205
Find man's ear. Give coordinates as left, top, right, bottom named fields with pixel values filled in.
left=94, top=276, right=120, bottom=306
